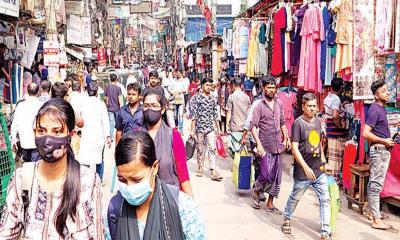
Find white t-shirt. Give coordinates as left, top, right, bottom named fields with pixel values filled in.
left=323, top=92, right=341, bottom=117
left=172, top=79, right=188, bottom=105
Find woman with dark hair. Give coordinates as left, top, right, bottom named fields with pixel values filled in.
left=0, top=98, right=104, bottom=239
left=106, top=131, right=205, bottom=240
left=141, top=89, right=193, bottom=197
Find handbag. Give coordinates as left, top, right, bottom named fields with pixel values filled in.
left=216, top=135, right=227, bottom=158
left=185, top=136, right=196, bottom=161
left=232, top=147, right=254, bottom=190
left=327, top=175, right=340, bottom=232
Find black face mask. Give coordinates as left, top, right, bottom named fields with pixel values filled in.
left=35, top=135, right=70, bottom=163
left=144, top=109, right=162, bottom=126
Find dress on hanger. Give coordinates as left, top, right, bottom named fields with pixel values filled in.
left=271, top=7, right=287, bottom=76
left=297, top=5, right=324, bottom=93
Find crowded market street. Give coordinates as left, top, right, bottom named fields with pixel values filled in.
left=101, top=128, right=400, bottom=240
left=2, top=0, right=400, bottom=239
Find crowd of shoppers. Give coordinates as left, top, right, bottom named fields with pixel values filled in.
left=2, top=60, right=398, bottom=240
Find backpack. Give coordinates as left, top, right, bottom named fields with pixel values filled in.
left=107, top=184, right=180, bottom=240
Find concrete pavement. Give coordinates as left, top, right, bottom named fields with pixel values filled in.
left=101, top=134, right=399, bottom=240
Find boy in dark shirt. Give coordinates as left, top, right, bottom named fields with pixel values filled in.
left=362, top=80, right=394, bottom=230
left=281, top=93, right=332, bottom=240
left=104, top=73, right=123, bottom=141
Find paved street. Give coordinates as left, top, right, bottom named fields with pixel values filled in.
left=102, top=133, right=400, bottom=240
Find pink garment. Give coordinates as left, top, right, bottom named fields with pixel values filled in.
left=381, top=144, right=400, bottom=198
left=278, top=91, right=296, bottom=137
left=297, top=6, right=325, bottom=93
left=172, top=129, right=190, bottom=186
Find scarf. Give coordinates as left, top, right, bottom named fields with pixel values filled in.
left=151, top=121, right=179, bottom=187
left=117, top=177, right=184, bottom=240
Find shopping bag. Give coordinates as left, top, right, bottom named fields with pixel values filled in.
left=185, top=136, right=196, bottom=161
left=327, top=175, right=340, bottom=232
left=216, top=134, right=227, bottom=158
left=232, top=147, right=254, bottom=190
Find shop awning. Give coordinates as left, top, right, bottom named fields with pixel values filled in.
left=66, top=46, right=93, bottom=61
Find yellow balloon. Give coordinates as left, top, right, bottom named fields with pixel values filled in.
left=308, top=130, right=320, bottom=147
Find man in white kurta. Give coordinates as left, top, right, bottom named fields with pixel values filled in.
left=78, top=82, right=111, bottom=181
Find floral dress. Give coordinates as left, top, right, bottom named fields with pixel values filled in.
left=0, top=164, right=104, bottom=240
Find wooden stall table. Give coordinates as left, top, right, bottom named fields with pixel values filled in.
left=345, top=164, right=370, bottom=215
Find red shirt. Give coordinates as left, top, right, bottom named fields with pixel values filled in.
left=189, top=82, right=198, bottom=97
left=271, top=7, right=287, bottom=76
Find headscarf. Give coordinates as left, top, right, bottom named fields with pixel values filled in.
left=117, top=177, right=184, bottom=240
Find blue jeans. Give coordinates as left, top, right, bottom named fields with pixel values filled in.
left=96, top=161, right=104, bottom=181
left=108, top=111, right=116, bottom=140
left=174, top=104, right=184, bottom=132
left=283, top=173, right=331, bottom=237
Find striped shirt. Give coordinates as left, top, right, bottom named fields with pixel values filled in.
left=324, top=93, right=347, bottom=138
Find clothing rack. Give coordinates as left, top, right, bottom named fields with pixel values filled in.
left=235, top=17, right=269, bottom=20
left=252, top=1, right=304, bottom=18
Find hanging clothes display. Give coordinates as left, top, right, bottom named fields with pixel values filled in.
left=266, top=17, right=273, bottom=72
left=291, top=5, right=308, bottom=68
left=334, top=0, right=353, bottom=77
left=271, top=6, right=287, bottom=76
left=397, top=57, right=400, bottom=102
left=258, top=23, right=268, bottom=76
left=385, top=54, right=397, bottom=103
left=320, top=4, right=329, bottom=84
left=278, top=90, right=296, bottom=137
left=352, top=0, right=375, bottom=100
left=245, top=22, right=259, bottom=77
left=375, top=0, right=395, bottom=53
left=239, top=25, right=250, bottom=59
left=396, top=1, right=400, bottom=53
left=297, top=5, right=324, bottom=93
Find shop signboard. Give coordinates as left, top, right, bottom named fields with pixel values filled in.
left=81, top=17, right=91, bottom=45
left=130, top=1, right=152, bottom=13
left=65, top=1, right=84, bottom=16
left=43, top=41, right=60, bottom=66
left=0, top=0, right=20, bottom=18
left=97, top=47, right=107, bottom=66
left=67, top=15, right=82, bottom=44
left=67, top=15, right=91, bottom=45
left=20, top=34, right=40, bottom=69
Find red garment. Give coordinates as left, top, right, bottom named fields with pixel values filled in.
left=381, top=144, right=400, bottom=198
left=342, top=143, right=357, bottom=190
left=172, top=129, right=190, bottom=185
left=354, top=100, right=365, bottom=164
left=189, top=82, right=198, bottom=97
left=271, top=7, right=287, bottom=76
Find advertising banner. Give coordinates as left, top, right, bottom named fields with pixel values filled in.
left=43, top=40, right=60, bottom=66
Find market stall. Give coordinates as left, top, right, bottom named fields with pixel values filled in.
left=229, top=0, right=400, bottom=209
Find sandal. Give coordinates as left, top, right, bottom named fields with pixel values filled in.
left=371, top=222, right=396, bottom=231
left=281, top=221, right=291, bottom=234
left=196, top=169, right=203, bottom=177
left=265, top=206, right=283, bottom=215
left=211, top=174, right=223, bottom=181
left=320, top=235, right=331, bottom=240
left=251, top=187, right=261, bottom=209
left=368, top=213, right=389, bottom=221
left=210, top=170, right=223, bottom=181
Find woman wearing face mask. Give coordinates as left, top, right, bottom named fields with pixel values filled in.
left=141, top=89, right=193, bottom=197
left=0, top=98, right=104, bottom=239
left=106, top=131, right=206, bottom=240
